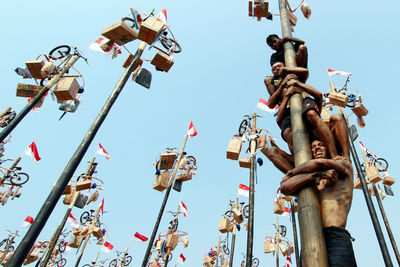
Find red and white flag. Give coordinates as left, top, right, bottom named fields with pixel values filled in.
left=359, top=141, right=376, bottom=158
left=286, top=255, right=292, bottom=267
left=238, top=184, right=250, bottom=197
left=25, top=142, right=41, bottom=162
left=101, top=241, right=114, bottom=253
left=187, top=121, right=197, bottom=137
left=99, top=198, right=105, bottom=215
left=96, top=143, right=111, bottom=160
left=133, top=232, right=148, bottom=242
left=88, top=38, right=121, bottom=59
left=67, top=213, right=80, bottom=228
left=22, top=216, right=34, bottom=227
left=179, top=253, right=186, bottom=264
left=256, top=98, right=279, bottom=113
left=327, top=68, right=352, bottom=77
left=157, top=8, right=167, bottom=24
left=180, top=200, right=188, bottom=218
left=281, top=206, right=291, bottom=217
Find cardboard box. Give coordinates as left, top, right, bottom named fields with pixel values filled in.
left=257, top=135, right=266, bottom=149
left=273, top=199, right=285, bottom=214
left=63, top=190, right=77, bottom=205
left=219, top=218, right=230, bottom=233
left=74, top=193, right=88, bottom=209
left=54, top=77, right=80, bottom=103
left=153, top=172, right=169, bottom=191
left=122, top=54, right=134, bottom=68
left=249, top=1, right=269, bottom=18
left=166, top=234, right=179, bottom=250
left=101, top=20, right=138, bottom=46
left=239, top=158, right=251, bottom=168
left=92, top=226, right=104, bottom=239
left=321, top=107, right=330, bottom=127
left=382, top=176, right=395, bottom=186
left=76, top=180, right=92, bottom=191
left=352, top=104, right=369, bottom=117
left=354, top=178, right=362, bottom=189
left=138, top=17, right=164, bottom=45
left=328, top=91, right=348, bottom=108
left=25, top=60, right=45, bottom=79
left=366, top=165, right=381, bottom=183
left=264, top=240, right=275, bottom=253
left=279, top=243, right=289, bottom=256
left=176, top=167, right=192, bottom=182
left=227, top=139, right=242, bottom=160
left=151, top=52, right=174, bottom=72
left=68, top=235, right=84, bottom=248
left=158, top=153, right=177, bottom=170
left=233, top=209, right=244, bottom=224
left=16, top=83, right=43, bottom=98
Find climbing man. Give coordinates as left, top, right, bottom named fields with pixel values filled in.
left=266, top=34, right=308, bottom=68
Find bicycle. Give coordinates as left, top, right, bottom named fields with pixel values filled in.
left=166, top=210, right=181, bottom=231
left=361, top=152, right=389, bottom=172
left=220, top=235, right=230, bottom=255
left=238, top=114, right=263, bottom=137
left=109, top=251, right=132, bottom=267
left=0, top=230, right=19, bottom=251
left=240, top=252, right=259, bottom=267
left=82, top=258, right=109, bottom=267
left=0, top=108, right=16, bottom=128
left=80, top=209, right=101, bottom=227
left=224, top=200, right=249, bottom=219
left=0, top=158, right=29, bottom=185
left=40, top=253, right=66, bottom=267
left=273, top=224, right=287, bottom=237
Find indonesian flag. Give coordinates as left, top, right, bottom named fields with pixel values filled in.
left=286, top=255, right=292, bottom=267
left=67, top=213, right=80, bottom=228
left=22, top=216, right=34, bottom=227
left=281, top=206, right=291, bottom=217
left=187, top=121, right=197, bottom=137
left=133, top=232, right=148, bottom=242
left=96, top=143, right=111, bottom=160
left=89, top=38, right=121, bottom=59
left=25, top=142, right=41, bottom=162
left=256, top=98, right=279, bottom=113
left=179, top=253, right=186, bottom=264
left=157, top=8, right=167, bottom=24
left=101, top=241, right=114, bottom=253
left=99, top=198, right=105, bottom=215
left=378, top=184, right=387, bottom=200
left=238, top=184, right=250, bottom=197
left=359, top=141, right=376, bottom=158
left=328, top=68, right=352, bottom=77
left=180, top=201, right=188, bottom=218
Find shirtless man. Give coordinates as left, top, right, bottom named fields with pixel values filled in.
left=266, top=34, right=308, bottom=68
left=280, top=139, right=357, bottom=266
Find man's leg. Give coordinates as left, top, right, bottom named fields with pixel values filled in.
left=296, top=44, right=308, bottom=68
left=263, top=146, right=294, bottom=174
left=282, top=127, right=294, bottom=155
left=330, top=114, right=351, bottom=161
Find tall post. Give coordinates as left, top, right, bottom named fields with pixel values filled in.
left=246, top=112, right=256, bottom=267
left=0, top=55, right=80, bottom=143
left=277, top=1, right=328, bottom=266
left=290, top=200, right=300, bottom=267
left=6, top=42, right=147, bottom=267
left=141, top=134, right=189, bottom=267
left=276, top=217, right=279, bottom=267
left=228, top=198, right=239, bottom=267
left=41, top=158, right=96, bottom=266
left=215, top=235, right=221, bottom=267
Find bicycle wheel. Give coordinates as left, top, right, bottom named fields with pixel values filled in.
left=0, top=239, right=6, bottom=249
left=58, top=241, right=66, bottom=253
left=57, top=258, right=67, bottom=267
left=242, top=205, right=250, bottom=218
left=122, top=17, right=137, bottom=28
left=109, top=259, right=118, bottom=267
left=82, top=265, right=92, bottom=267
left=124, top=255, right=133, bottom=266
left=162, top=253, right=172, bottom=263
left=224, top=210, right=234, bottom=218
left=346, top=93, right=357, bottom=108
left=376, top=158, right=389, bottom=172
left=222, top=244, right=230, bottom=255
left=80, top=211, right=90, bottom=224
left=9, top=245, right=14, bottom=251
left=238, top=119, right=249, bottom=135
left=169, top=218, right=178, bottom=230
left=10, top=172, right=29, bottom=185
left=252, top=257, right=259, bottom=267
left=160, top=37, right=182, bottom=53
left=49, top=45, right=71, bottom=60
left=186, top=156, right=197, bottom=168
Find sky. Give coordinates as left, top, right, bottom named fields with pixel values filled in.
left=1, top=0, right=400, bottom=266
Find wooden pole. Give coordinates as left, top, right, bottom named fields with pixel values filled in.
left=290, top=200, right=300, bottom=267
left=277, top=1, right=328, bottom=266
left=276, top=217, right=279, bottom=267
left=215, top=235, right=221, bottom=267
left=228, top=198, right=239, bottom=267
left=246, top=112, right=256, bottom=267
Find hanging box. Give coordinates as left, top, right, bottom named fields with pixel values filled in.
left=92, top=226, right=104, bottom=239
left=63, top=190, right=77, bottom=205
left=328, top=91, right=348, bottom=108
left=233, top=209, right=244, bottom=224
left=54, top=77, right=80, bottom=103
left=239, top=158, right=251, bottom=168
left=76, top=179, right=92, bottom=191
left=382, top=176, right=395, bottom=186
left=264, top=240, right=275, bottom=253
left=101, top=20, right=138, bottom=46
left=368, top=186, right=375, bottom=196
left=151, top=52, right=174, bottom=72
left=63, top=182, right=72, bottom=195
left=219, top=218, right=230, bottom=233
left=122, top=54, right=134, bottom=68
left=354, top=178, right=362, bottom=189
left=166, top=234, right=179, bottom=250
left=25, top=60, right=45, bottom=79
left=68, top=235, right=84, bottom=248
left=352, top=104, right=369, bottom=117
left=249, top=1, right=269, bottom=18
left=16, top=83, right=43, bottom=98
left=273, top=199, right=285, bottom=214
left=153, top=172, right=169, bottom=191
left=257, top=135, right=266, bottom=149
left=366, top=165, right=381, bottom=183
left=137, top=17, right=164, bottom=45
left=158, top=153, right=177, bottom=170
left=226, top=139, right=242, bottom=160
left=321, top=107, right=330, bottom=127
left=74, top=193, right=88, bottom=209
left=288, top=244, right=294, bottom=255
left=279, top=243, right=289, bottom=256
left=176, top=168, right=192, bottom=182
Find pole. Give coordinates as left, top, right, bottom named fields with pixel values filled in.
left=92, top=252, right=100, bottom=266
left=246, top=112, right=256, bottom=267
left=165, top=205, right=180, bottom=267
left=228, top=198, right=238, bottom=267
left=0, top=55, right=80, bottom=143
left=215, top=235, right=221, bottom=267
left=276, top=217, right=279, bottom=267
left=277, top=1, right=329, bottom=266
left=290, top=200, right=300, bottom=267
left=41, top=158, right=96, bottom=266
left=141, top=134, right=190, bottom=267
left=6, top=42, right=147, bottom=267
left=120, top=247, right=129, bottom=267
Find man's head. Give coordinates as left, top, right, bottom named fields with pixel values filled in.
left=311, top=140, right=328, bottom=159
left=266, top=34, right=281, bottom=51
left=271, top=62, right=285, bottom=77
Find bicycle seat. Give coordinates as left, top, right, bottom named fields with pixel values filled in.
left=90, top=209, right=96, bottom=213
left=240, top=202, right=245, bottom=205
left=14, top=166, right=22, bottom=171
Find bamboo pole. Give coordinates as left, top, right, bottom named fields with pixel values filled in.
left=228, top=198, right=238, bottom=267
left=290, top=200, right=300, bottom=267
left=276, top=217, right=279, bottom=267
left=215, top=235, right=221, bottom=267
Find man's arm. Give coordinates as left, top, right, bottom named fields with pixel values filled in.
left=286, top=159, right=350, bottom=178
left=280, top=37, right=305, bottom=46
left=264, top=76, right=276, bottom=96
left=287, top=80, right=323, bottom=111
left=285, top=67, right=309, bottom=82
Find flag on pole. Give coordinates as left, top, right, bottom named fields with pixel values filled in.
left=286, top=255, right=292, bottom=267
left=256, top=98, right=279, bottom=113
left=88, top=38, right=121, bottom=59
left=378, top=184, right=387, bottom=200
left=327, top=68, right=352, bottom=77
left=25, top=142, right=41, bottom=162
left=67, top=213, right=80, bottom=228
left=179, top=253, right=186, bottom=264
left=101, top=241, right=114, bottom=253
left=384, top=184, right=394, bottom=196
left=133, top=232, right=148, bottom=242
left=180, top=200, right=188, bottom=218
left=22, top=216, right=34, bottom=227
left=157, top=8, right=167, bottom=24
left=359, top=141, right=376, bottom=158
left=281, top=206, right=291, bottom=217
left=99, top=198, right=105, bottom=215
left=96, top=143, right=111, bottom=160
left=238, top=184, right=250, bottom=197
left=187, top=121, right=197, bottom=137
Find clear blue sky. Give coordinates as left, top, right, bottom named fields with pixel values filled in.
left=1, top=0, right=400, bottom=266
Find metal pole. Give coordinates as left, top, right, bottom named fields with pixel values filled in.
left=277, top=1, right=328, bottom=266
left=6, top=42, right=147, bottom=267
left=246, top=112, right=256, bottom=267
left=228, top=198, right=239, bottom=267
left=41, top=158, right=96, bottom=266
left=0, top=55, right=80, bottom=143
left=290, top=200, right=300, bottom=267
left=141, top=134, right=189, bottom=267
left=276, top=217, right=279, bottom=267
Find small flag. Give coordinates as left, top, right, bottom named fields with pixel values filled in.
left=67, top=213, right=80, bottom=228
left=328, top=68, right=352, bottom=77
left=238, top=184, right=250, bottom=197
left=384, top=184, right=394, bottom=196
left=25, top=142, right=41, bottom=162
left=286, top=255, right=292, bottom=267
left=96, top=143, right=111, bottom=160
left=187, top=121, right=197, bottom=137
left=256, top=98, right=279, bottom=113
left=179, top=253, right=186, bottom=264
left=180, top=200, right=188, bottom=218
left=134, top=232, right=148, bottom=242
left=22, top=216, right=34, bottom=227
left=99, top=198, right=104, bottom=215
left=157, top=8, right=167, bottom=24
left=101, top=241, right=114, bottom=253
left=359, top=141, right=376, bottom=158
left=88, top=38, right=121, bottom=59
left=378, top=185, right=387, bottom=200
left=281, top=206, right=291, bottom=217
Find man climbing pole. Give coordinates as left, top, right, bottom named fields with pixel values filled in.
left=266, top=34, right=308, bottom=68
